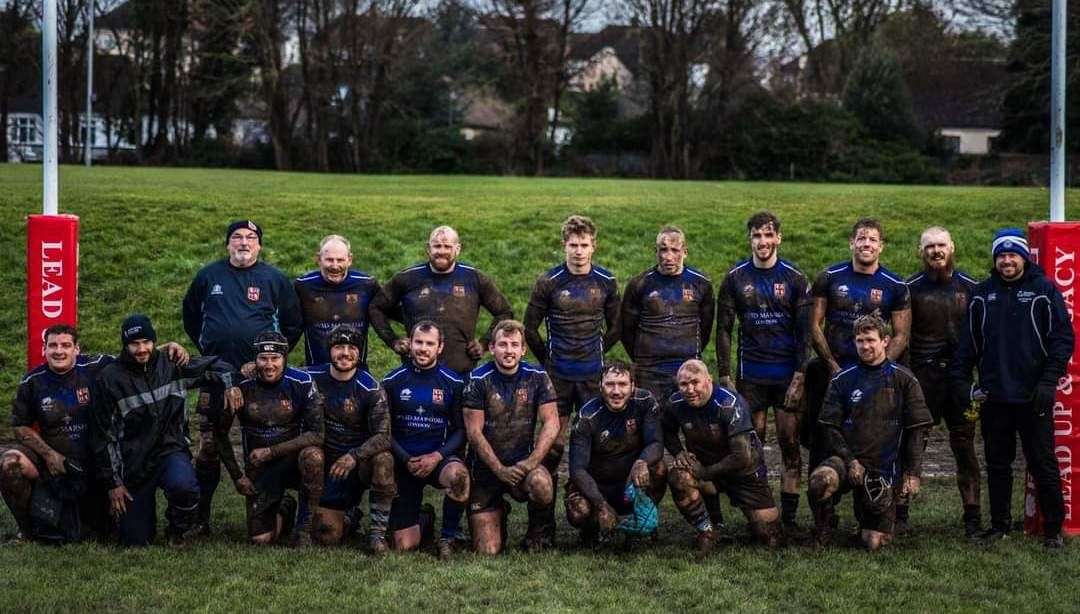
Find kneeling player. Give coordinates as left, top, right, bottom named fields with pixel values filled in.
left=807, top=315, right=931, bottom=551
left=306, top=327, right=396, bottom=551
left=566, top=361, right=666, bottom=543
left=664, top=360, right=781, bottom=552
left=464, top=320, right=560, bottom=554
left=385, top=321, right=470, bottom=558
left=217, top=332, right=325, bottom=545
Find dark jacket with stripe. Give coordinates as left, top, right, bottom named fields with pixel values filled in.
left=950, top=265, right=1074, bottom=404
left=90, top=349, right=236, bottom=489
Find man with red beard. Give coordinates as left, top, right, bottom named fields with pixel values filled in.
left=904, top=227, right=981, bottom=537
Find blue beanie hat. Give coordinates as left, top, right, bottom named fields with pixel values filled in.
left=992, top=228, right=1029, bottom=261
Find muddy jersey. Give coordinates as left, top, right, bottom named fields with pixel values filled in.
left=818, top=361, right=933, bottom=482
left=569, top=389, right=662, bottom=485
left=11, top=354, right=114, bottom=464
left=294, top=270, right=380, bottom=367
left=716, top=259, right=811, bottom=383
left=524, top=263, right=620, bottom=381
left=233, top=367, right=324, bottom=457
left=663, top=385, right=766, bottom=478
left=304, top=365, right=387, bottom=461
left=621, top=266, right=714, bottom=377
left=463, top=361, right=557, bottom=466
left=812, top=262, right=910, bottom=368
left=371, top=262, right=513, bottom=376
left=382, top=362, right=466, bottom=461
left=905, top=270, right=977, bottom=367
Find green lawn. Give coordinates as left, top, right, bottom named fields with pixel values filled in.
left=0, top=165, right=1077, bottom=612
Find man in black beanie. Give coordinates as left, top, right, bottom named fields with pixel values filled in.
left=182, top=220, right=302, bottom=533
left=90, top=314, right=241, bottom=546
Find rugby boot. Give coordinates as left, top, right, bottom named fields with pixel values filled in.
left=369, top=534, right=390, bottom=555
left=436, top=538, right=455, bottom=560
left=695, top=529, right=720, bottom=554
left=1044, top=533, right=1065, bottom=550
left=812, top=505, right=835, bottom=549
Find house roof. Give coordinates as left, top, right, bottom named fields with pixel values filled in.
left=569, top=26, right=642, bottom=76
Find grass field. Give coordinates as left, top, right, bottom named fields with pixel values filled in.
left=0, top=164, right=1078, bottom=612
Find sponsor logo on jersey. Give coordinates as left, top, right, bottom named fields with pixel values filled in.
left=599, top=429, right=610, bottom=443
left=742, top=284, right=755, bottom=300
left=836, top=284, right=849, bottom=298
left=432, top=389, right=444, bottom=405
left=419, top=287, right=431, bottom=298
left=560, top=290, right=571, bottom=298
left=850, top=389, right=863, bottom=404
left=417, top=405, right=426, bottom=414
left=247, top=286, right=260, bottom=302
left=41, top=397, right=55, bottom=413
left=76, top=387, right=90, bottom=405
left=773, top=283, right=786, bottom=299
left=341, top=398, right=356, bottom=415
left=346, top=293, right=359, bottom=304
left=648, top=290, right=660, bottom=299
left=869, top=288, right=883, bottom=304
left=400, top=388, right=412, bottom=401
left=210, top=284, right=223, bottom=296
left=683, top=287, right=695, bottom=302
left=453, top=285, right=466, bottom=297
left=987, top=292, right=997, bottom=302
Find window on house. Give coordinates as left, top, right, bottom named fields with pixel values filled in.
left=943, top=135, right=961, bottom=153
left=12, top=117, right=38, bottom=143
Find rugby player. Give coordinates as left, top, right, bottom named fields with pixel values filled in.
left=370, top=225, right=513, bottom=377
left=384, top=321, right=470, bottom=559
left=664, top=360, right=782, bottom=552
left=805, top=218, right=910, bottom=472
left=295, top=235, right=381, bottom=368
left=715, top=211, right=811, bottom=528
left=808, top=315, right=931, bottom=551
left=3, top=325, right=189, bottom=543
left=90, top=315, right=240, bottom=546
left=904, top=227, right=981, bottom=536
left=463, top=320, right=559, bottom=554
left=216, top=332, right=324, bottom=545
left=566, top=361, right=666, bottom=544
left=183, top=220, right=303, bottom=533
left=304, top=327, right=395, bottom=551
left=621, top=226, right=720, bottom=526
left=524, top=215, right=620, bottom=546
left=951, top=229, right=1073, bottom=548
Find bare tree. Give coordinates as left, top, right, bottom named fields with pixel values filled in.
left=0, top=0, right=36, bottom=162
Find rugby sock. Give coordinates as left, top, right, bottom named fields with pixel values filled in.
left=679, top=498, right=713, bottom=533
left=963, top=504, right=981, bottom=522
left=195, top=461, right=220, bottom=526
left=895, top=503, right=910, bottom=523
left=781, top=492, right=800, bottom=525
left=703, top=492, right=724, bottom=526
left=440, top=497, right=464, bottom=541
left=369, top=494, right=392, bottom=540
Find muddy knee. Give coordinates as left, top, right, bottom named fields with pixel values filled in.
left=525, top=467, right=553, bottom=505
left=371, top=451, right=397, bottom=497
left=445, top=463, right=470, bottom=502
left=808, top=466, right=839, bottom=503
left=565, top=492, right=593, bottom=528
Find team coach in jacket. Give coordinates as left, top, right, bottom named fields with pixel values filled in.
left=951, top=228, right=1073, bottom=548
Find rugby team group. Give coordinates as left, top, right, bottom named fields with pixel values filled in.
left=3, top=212, right=1071, bottom=555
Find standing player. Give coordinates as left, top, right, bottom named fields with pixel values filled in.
left=715, top=211, right=811, bottom=528
left=808, top=315, right=931, bottom=551
left=463, top=320, right=560, bottom=554
left=295, top=235, right=381, bottom=368
left=91, top=315, right=240, bottom=546
left=4, top=326, right=189, bottom=543
left=182, top=220, right=303, bottom=533
left=384, top=321, right=470, bottom=558
left=904, top=226, right=981, bottom=537
left=216, top=332, right=325, bottom=545
left=369, top=225, right=513, bottom=377
left=304, top=327, right=395, bottom=551
left=663, top=360, right=782, bottom=552
left=805, top=218, right=910, bottom=468
left=566, top=361, right=666, bottom=544
left=524, top=215, right=620, bottom=546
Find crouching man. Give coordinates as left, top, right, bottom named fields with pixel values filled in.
left=217, top=332, right=325, bottom=545
left=664, top=360, right=782, bottom=552
left=566, top=360, right=666, bottom=544
left=305, top=326, right=396, bottom=551
left=808, top=315, right=931, bottom=551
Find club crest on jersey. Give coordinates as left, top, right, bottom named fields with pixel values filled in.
left=626, top=418, right=637, bottom=434
left=76, top=387, right=90, bottom=405
left=41, top=397, right=55, bottom=413
left=419, top=287, right=431, bottom=298
left=400, top=388, right=412, bottom=401
left=516, top=388, right=529, bottom=404
left=956, top=293, right=968, bottom=309
left=742, top=284, right=755, bottom=300
left=850, top=389, right=863, bottom=404
left=773, top=283, right=786, bottom=299
left=346, top=293, right=359, bottom=304
left=869, top=288, right=883, bottom=304
left=683, top=287, right=695, bottom=302
left=599, top=429, right=610, bottom=443
left=589, top=287, right=601, bottom=298
left=432, top=389, right=444, bottom=405
left=453, top=285, right=466, bottom=297
left=280, top=399, right=293, bottom=412
left=341, top=398, right=356, bottom=415
left=247, top=286, right=260, bottom=302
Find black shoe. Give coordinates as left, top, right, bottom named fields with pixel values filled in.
left=975, top=528, right=1008, bottom=545
left=1044, top=534, right=1065, bottom=549
left=894, top=517, right=912, bottom=537
left=963, top=517, right=982, bottom=539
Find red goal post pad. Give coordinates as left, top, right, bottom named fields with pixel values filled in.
left=1026, top=221, right=1080, bottom=536
left=26, top=214, right=80, bottom=371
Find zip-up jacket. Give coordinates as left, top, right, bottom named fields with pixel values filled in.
left=90, top=350, right=237, bottom=489
left=950, top=265, right=1074, bottom=404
